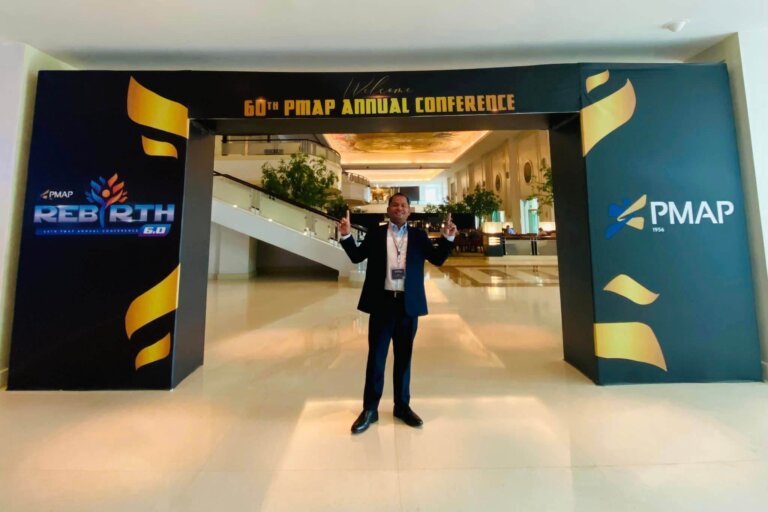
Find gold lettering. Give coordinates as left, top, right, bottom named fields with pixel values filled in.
left=424, top=97, right=435, bottom=113
left=284, top=100, right=295, bottom=116
left=244, top=100, right=254, bottom=117
left=296, top=100, right=311, bottom=116
left=415, top=97, right=424, bottom=113
left=401, top=97, right=410, bottom=114
left=507, top=94, right=515, bottom=111
left=447, top=96, right=456, bottom=112
left=436, top=97, right=447, bottom=113
left=255, top=99, right=267, bottom=117
left=477, top=96, right=485, bottom=111
left=365, top=98, right=376, bottom=114
left=354, top=99, right=365, bottom=114
left=342, top=99, right=353, bottom=115
left=487, top=95, right=497, bottom=111
left=325, top=99, right=336, bottom=115
left=390, top=98, right=401, bottom=114
left=456, top=96, right=464, bottom=112
left=465, top=96, right=476, bottom=112
left=311, top=100, right=324, bottom=116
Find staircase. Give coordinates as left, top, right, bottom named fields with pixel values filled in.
left=211, top=172, right=366, bottom=276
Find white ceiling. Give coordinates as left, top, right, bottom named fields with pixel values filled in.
left=4, top=1, right=765, bottom=185
left=1, top=0, right=765, bottom=70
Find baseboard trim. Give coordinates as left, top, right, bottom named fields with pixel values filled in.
left=0, top=368, right=8, bottom=390
left=213, top=272, right=256, bottom=280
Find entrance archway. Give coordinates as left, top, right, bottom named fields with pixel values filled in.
left=8, top=65, right=761, bottom=389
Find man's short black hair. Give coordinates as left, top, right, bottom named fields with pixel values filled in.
left=388, top=193, right=410, bottom=206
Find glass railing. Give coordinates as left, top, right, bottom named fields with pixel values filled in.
left=221, top=137, right=342, bottom=165
left=212, top=171, right=366, bottom=244
left=343, top=172, right=370, bottom=186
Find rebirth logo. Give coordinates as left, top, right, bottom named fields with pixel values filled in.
left=605, top=193, right=735, bottom=239
left=33, top=173, right=176, bottom=237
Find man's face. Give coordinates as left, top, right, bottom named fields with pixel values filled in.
left=387, top=195, right=411, bottom=226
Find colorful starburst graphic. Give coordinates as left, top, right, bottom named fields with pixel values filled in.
left=86, top=174, right=128, bottom=227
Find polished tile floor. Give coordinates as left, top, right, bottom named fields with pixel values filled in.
left=1, top=262, right=768, bottom=511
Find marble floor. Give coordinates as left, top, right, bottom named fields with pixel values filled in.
left=1, top=262, right=768, bottom=511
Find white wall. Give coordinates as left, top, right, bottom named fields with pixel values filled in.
left=0, top=43, right=26, bottom=389
left=446, top=130, right=551, bottom=231
left=209, top=223, right=258, bottom=279
left=690, top=31, right=768, bottom=379
left=0, top=44, right=74, bottom=388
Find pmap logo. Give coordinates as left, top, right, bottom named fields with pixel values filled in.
left=605, top=195, right=647, bottom=239
left=33, top=173, right=175, bottom=237
left=40, top=189, right=74, bottom=200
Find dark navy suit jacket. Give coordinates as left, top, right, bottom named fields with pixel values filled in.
left=341, top=224, right=454, bottom=317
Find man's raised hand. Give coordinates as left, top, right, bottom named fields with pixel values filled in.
left=443, top=213, right=457, bottom=237
left=338, top=209, right=352, bottom=237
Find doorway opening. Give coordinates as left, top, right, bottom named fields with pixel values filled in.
left=200, top=113, right=592, bottom=387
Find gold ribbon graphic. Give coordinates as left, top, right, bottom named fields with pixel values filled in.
left=141, top=136, right=178, bottom=159
left=586, top=70, right=610, bottom=93
left=135, top=333, right=172, bottom=370
left=604, top=274, right=659, bottom=305
left=127, top=76, right=189, bottom=139
left=125, top=266, right=180, bottom=370
left=594, top=322, right=667, bottom=371
left=581, top=72, right=636, bottom=156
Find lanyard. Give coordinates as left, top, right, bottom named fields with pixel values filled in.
left=390, top=227, right=407, bottom=264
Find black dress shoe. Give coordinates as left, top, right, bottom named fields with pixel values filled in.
left=393, top=406, right=423, bottom=427
left=351, top=410, right=378, bottom=434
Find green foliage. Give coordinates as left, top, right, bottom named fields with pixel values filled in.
left=325, top=194, right=348, bottom=219
left=462, top=185, right=501, bottom=221
left=528, top=164, right=554, bottom=207
left=261, top=153, right=338, bottom=209
left=424, top=197, right=470, bottom=216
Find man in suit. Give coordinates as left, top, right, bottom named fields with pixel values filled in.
left=338, top=193, right=456, bottom=434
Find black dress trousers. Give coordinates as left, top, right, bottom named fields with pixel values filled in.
left=363, top=293, right=419, bottom=411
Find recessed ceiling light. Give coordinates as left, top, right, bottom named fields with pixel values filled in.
left=663, top=19, right=690, bottom=33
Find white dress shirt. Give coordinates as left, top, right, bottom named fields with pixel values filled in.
left=385, top=222, right=408, bottom=292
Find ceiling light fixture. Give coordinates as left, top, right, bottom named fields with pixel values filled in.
left=663, top=19, right=690, bottom=33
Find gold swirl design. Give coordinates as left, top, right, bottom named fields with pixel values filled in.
left=594, top=322, right=667, bottom=371
left=125, top=266, right=180, bottom=370
left=141, top=136, right=178, bottom=158
left=604, top=274, right=659, bottom=305
left=586, top=70, right=610, bottom=93
left=135, top=333, right=172, bottom=370
left=127, top=77, right=189, bottom=139
left=125, top=265, right=180, bottom=339
left=581, top=78, right=636, bottom=156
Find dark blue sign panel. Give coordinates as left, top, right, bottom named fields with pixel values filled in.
left=580, top=64, right=761, bottom=383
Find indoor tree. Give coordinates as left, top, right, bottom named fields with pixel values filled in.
left=261, top=153, right=338, bottom=210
